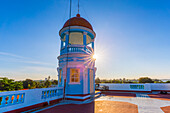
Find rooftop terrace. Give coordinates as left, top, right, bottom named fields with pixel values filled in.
left=32, top=91, right=170, bottom=113
left=1, top=84, right=170, bottom=113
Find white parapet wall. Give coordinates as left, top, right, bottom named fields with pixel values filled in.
left=100, top=83, right=151, bottom=92
left=100, top=83, right=170, bottom=92
left=150, top=83, right=170, bottom=91
left=0, top=87, right=63, bottom=112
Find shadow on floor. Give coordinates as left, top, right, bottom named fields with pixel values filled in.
left=38, top=102, right=95, bottom=113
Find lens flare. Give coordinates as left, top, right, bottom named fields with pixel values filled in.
left=93, top=54, right=97, bottom=59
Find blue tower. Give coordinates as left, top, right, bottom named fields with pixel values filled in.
left=57, top=14, right=96, bottom=100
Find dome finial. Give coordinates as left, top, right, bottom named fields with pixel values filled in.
left=76, top=14, right=80, bottom=17
left=76, top=0, right=80, bottom=17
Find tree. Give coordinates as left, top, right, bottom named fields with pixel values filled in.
left=22, top=79, right=36, bottom=89
left=139, top=77, right=153, bottom=83
left=153, top=79, right=163, bottom=83
left=52, top=80, right=58, bottom=85
left=0, top=77, right=15, bottom=91
left=166, top=81, right=170, bottom=83
left=14, top=81, right=23, bottom=90
left=44, top=80, right=52, bottom=88
left=0, top=77, right=23, bottom=91
left=95, top=77, right=100, bottom=83
left=122, top=78, right=126, bottom=83
left=48, top=76, right=50, bottom=81
left=114, top=79, right=122, bottom=83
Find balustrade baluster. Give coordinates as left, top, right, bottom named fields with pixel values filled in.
left=21, top=94, right=24, bottom=102
left=11, top=95, right=14, bottom=104
left=50, top=90, right=52, bottom=97
left=18, top=94, right=22, bottom=103
left=57, top=89, right=59, bottom=96
left=16, top=95, right=20, bottom=103
left=54, top=90, right=57, bottom=96
left=5, top=96, right=9, bottom=105
left=13, top=95, right=17, bottom=104
left=0, top=97, right=2, bottom=106
left=8, top=95, right=13, bottom=105
left=45, top=91, right=47, bottom=99
left=41, top=91, right=44, bottom=99
left=1, top=96, right=6, bottom=106
left=52, top=90, right=54, bottom=97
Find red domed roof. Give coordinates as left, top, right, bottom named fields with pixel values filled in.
left=62, top=14, right=93, bottom=31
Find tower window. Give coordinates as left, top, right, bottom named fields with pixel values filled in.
left=69, top=32, right=83, bottom=45
left=70, top=68, right=80, bottom=83
left=86, top=34, right=91, bottom=44
left=87, top=42, right=92, bottom=48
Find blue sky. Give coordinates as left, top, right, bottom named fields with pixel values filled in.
left=0, top=0, right=170, bottom=80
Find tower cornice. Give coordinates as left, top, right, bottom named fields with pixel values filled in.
left=59, top=26, right=96, bottom=38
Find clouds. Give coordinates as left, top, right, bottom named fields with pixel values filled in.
left=0, top=51, right=54, bottom=66
left=0, top=51, right=27, bottom=59
left=0, top=51, right=57, bottom=80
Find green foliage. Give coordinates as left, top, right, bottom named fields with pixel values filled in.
left=44, top=76, right=52, bottom=88
left=0, top=77, right=23, bottom=91
left=95, top=77, right=169, bottom=84
left=166, top=81, right=170, bottom=83
left=0, top=76, right=58, bottom=91
left=22, top=79, right=36, bottom=89
left=1, top=75, right=168, bottom=92
left=44, top=80, right=52, bottom=88
left=22, top=76, right=53, bottom=89
left=52, top=80, right=58, bottom=85
left=138, top=77, right=154, bottom=83
left=14, top=81, right=23, bottom=90
left=95, top=78, right=138, bottom=84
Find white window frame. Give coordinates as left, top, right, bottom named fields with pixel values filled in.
left=69, top=68, right=80, bottom=84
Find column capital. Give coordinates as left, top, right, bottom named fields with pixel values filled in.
left=65, top=32, right=69, bottom=35
left=83, top=32, right=87, bottom=35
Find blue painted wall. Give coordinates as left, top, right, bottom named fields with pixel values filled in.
left=66, top=68, right=84, bottom=95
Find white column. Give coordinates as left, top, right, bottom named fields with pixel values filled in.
left=92, top=39, right=94, bottom=51
left=83, top=32, right=87, bottom=50
left=65, top=32, right=69, bottom=52
left=65, top=32, right=69, bottom=46
left=60, top=40, right=63, bottom=49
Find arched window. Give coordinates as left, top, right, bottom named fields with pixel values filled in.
left=70, top=68, right=80, bottom=83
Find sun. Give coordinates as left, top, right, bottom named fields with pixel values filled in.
left=92, top=54, right=97, bottom=59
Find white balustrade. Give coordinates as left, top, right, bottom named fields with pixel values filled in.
left=60, top=45, right=93, bottom=55
left=100, top=83, right=170, bottom=92
left=0, top=87, right=63, bottom=112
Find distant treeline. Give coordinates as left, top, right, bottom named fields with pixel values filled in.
left=95, top=77, right=170, bottom=84
left=0, top=76, right=58, bottom=92
left=1, top=76, right=169, bottom=92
